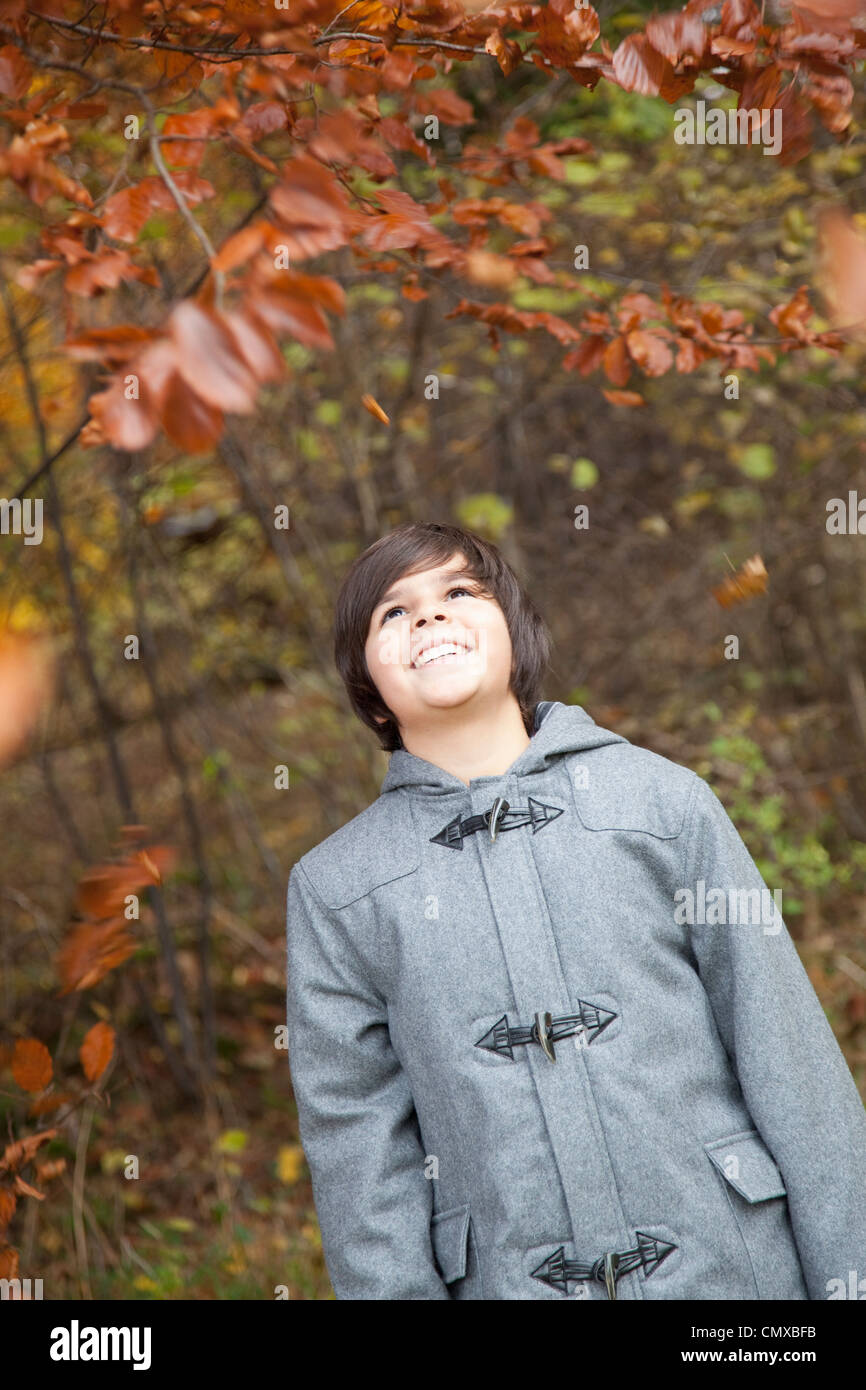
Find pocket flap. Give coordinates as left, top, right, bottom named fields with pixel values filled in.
left=430, top=1204, right=470, bottom=1283
left=705, top=1129, right=787, bottom=1203
left=572, top=782, right=688, bottom=838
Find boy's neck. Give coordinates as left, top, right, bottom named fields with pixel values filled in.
left=398, top=697, right=532, bottom=787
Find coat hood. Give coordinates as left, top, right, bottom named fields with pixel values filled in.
left=380, top=700, right=628, bottom=797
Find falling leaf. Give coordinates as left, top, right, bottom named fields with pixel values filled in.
left=57, top=919, right=137, bottom=995
left=602, top=388, right=646, bottom=407
left=712, top=555, right=769, bottom=608
left=74, top=843, right=176, bottom=919
left=362, top=393, right=389, bottom=425
left=0, top=631, right=55, bottom=769
left=817, top=206, right=866, bottom=340
left=11, top=1039, right=52, bottom=1094
left=80, top=1021, right=115, bottom=1082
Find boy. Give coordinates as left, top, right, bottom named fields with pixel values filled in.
left=285, top=521, right=866, bottom=1300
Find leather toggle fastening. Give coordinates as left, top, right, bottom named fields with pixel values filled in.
left=535, top=1010, right=555, bottom=1062
left=532, top=1233, right=677, bottom=1298
left=487, top=796, right=509, bottom=842
left=430, top=798, right=564, bottom=850
left=475, top=1000, right=617, bottom=1061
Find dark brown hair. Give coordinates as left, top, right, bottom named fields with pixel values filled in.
left=333, top=522, right=551, bottom=752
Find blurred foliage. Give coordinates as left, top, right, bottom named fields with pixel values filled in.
left=1, top=42, right=866, bottom=1301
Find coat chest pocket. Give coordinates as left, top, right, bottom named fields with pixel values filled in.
left=572, top=792, right=687, bottom=840
left=430, top=1203, right=480, bottom=1296
left=704, top=1129, right=806, bottom=1298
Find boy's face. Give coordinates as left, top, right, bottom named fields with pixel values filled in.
left=364, top=553, right=515, bottom=736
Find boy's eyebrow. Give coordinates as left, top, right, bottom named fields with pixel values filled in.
left=375, top=569, right=478, bottom=609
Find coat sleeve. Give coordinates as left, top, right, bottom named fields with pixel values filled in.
left=285, top=862, right=450, bottom=1299
left=681, top=772, right=866, bottom=1299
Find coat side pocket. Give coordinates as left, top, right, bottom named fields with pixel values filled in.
left=430, top=1203, right=471, bottom=1284
left=704, top=1128, right=808, bottom=1299
left=704, top=1128, right=787, bottom=1202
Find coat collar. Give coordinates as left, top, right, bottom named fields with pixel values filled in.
left=380, top=701, right=627, bottom=797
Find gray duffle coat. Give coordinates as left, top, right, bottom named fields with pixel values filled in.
left=285, top=700, right=866, bottom=1299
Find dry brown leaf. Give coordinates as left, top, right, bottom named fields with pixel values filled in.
left=712, top=554, right=769, bottom=608
left=361, top=393, right=390, bottom=425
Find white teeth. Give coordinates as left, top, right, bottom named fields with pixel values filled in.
left=414, top=643, right=468, bottom=668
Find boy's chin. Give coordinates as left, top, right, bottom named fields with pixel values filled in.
left=407, top=680, right=492, bottom=716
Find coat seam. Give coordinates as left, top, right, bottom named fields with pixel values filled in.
left=292, top=861, right=388, bottom=1009
left=520, top=763, right=643, bottom=1297
left=679, top=772, right=706, bottom=892
left=712, top=1168, right=761, bottom=1297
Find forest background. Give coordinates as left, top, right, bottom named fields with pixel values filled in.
left=1, top=0, right=866, bottom=1300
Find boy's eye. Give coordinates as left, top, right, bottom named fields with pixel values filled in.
left=379, top=585, right=477, bottom=625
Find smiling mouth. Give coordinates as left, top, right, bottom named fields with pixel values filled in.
left=412, top=642, right=472, bottom=669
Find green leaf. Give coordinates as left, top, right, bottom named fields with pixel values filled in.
left=453, top=493, right=513, bottom=540
left=570, top=458, right=599, bottom=489
left=216, top=1129, right=248, bottom=1154
left=734, top=443, right=776, bottom=479
left=314, top=400, right=341, bottom=426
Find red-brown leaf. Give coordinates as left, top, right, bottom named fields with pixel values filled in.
left=167, top=302, right=259, bottom=414
left=13, top=1174, right=45, bottom=1201
left=57, top=919, right=137, bottom=995
left=644, top=12, right=709, bottom=63
left=0, top=1131, right=57, bottom=1175
left=562, top=336, right=607, bottom=375
left=612, top=34, right=669, bottom=97
left=0, top=44, right=32, bottom=100
left=602, top=335, right=631, bottom=386
left=11, top=1039, right=52, bottom=1094
left=626, top=329, right=674, bottom=376
left=0, top=1189, right=16, bottom=1229
left=485, top=32, right=522, bottom=76
left=268, top=154, right=350, bottom=261
left=424, top=89, right=474, bottom=126
left=80, top=1022, right=115, bottom=1083
left=249, top=290, right=335, bottom=350
left=161, top=374, right=224, bottom=452
left=222, top=308, right=286, bottom=384
left=102, top=174, right=214, bottom=242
